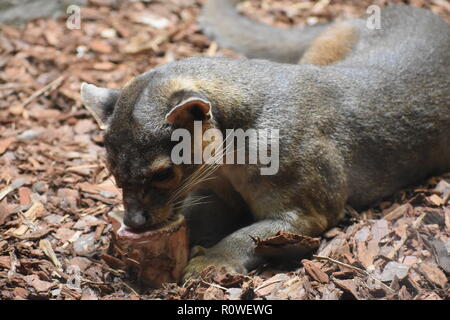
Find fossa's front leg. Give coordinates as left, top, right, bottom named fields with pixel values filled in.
left=182, top=210, right=328, bottom=281
left=181, top=190, right=253, bottom=249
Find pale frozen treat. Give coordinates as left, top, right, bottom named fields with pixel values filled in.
left=108, top=211, right=189, bottom=288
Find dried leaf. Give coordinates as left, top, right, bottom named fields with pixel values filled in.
left=0, top=137, right=15, bottom=155
left=333, top=279, right=360, bottom=299
left=430, top=239, right=450, bottom=274
left=253, top=231, right=320, bottom=259
left=383, top=203, right=411, bottom=221
left=427, top=194, right=444, bottom=206
left=418, top=262, right=448, bottom=288
left=302, top=259, right=329, bottom=283
left=0, top=256, right=11, bottom=269
left=23, top=274, right=55, bottom=293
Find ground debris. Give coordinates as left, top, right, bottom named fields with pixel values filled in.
left=253, top=231, right=321, bottom=259
left=0, top=0, right=448, bottom=300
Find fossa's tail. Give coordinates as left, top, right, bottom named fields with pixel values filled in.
left=200, top=0, right=328, bottom=63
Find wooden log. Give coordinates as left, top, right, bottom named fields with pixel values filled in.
left=108, top=211, right=189, bottom=288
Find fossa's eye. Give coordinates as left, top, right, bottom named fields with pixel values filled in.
left=152, top=167, right=174, bottom=182
left=148, top=166, right=180, bottom=190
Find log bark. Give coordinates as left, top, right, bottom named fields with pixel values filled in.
left=108, top=211, right=189, bottom=288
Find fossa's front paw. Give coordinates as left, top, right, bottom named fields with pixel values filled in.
left=182, top=253, right=246, bottom=282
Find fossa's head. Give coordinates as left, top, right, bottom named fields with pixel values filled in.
left=81, top=70, right=217, bottom=230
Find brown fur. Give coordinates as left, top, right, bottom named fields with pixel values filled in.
left=152, top=166, right=183, bottom=190
left=299, top=22, right=359, bottom=66
left=148, top=156, right=172, bottom=173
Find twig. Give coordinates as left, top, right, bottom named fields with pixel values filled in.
left=254, top=279, right=286, bottom=293
left=121, top=280, right=139, bottom=296
left=39, top=239, right=63, bottom=272
left=17, top=75, right=65, bottom=108
left=313, top=255, right=364, bottom=273
left=413, top=211, right=427, bottom=229
left=0, top=83, right=32, bottom=90
left=201, top=280, right=228, bottom=291
left=7, top=250, right=19, bottom=280
left=0, top=178, right=25, bottom=201
left=81, top=277, right=108, bottom=286
left=312, top=0, right=331, bottom=12
left=88, top=259, right=126, bottom=276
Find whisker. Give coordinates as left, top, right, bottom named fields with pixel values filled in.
left=171, top=195, right=212, bottom=207
left=173, top=200, right=212, bottom=211
left=173, top=195, right=213, bottom=209
left=168, top=130, right=239, bottom=203
left=168, top=173, right=217, bottom=204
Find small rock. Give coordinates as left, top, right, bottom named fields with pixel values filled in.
left=32, top=182, right=47, bottom=194
left=434, top=180, right=450, bottom=199
left=380, top=261, right=409, bottom=282
left=73, top=215, right=103, bottom=230
left=372, top=219, right=389, bottom=242
left=355, top=226, right=370, bottom=243
left=11, top=178, right=26, bottom=190
left=76, top=45, right=88, bottom=57
left=99, top=190, right=116, bottom=198
left=100, top=28, right=117, bottom=39
left=226, top=288, right=243, bottom=300
left=57, top=188, right=79, bottom=209
left=17, top=129, right=44, bottom=140
left=134, top=14, right=170, bottom=29
left=306, top=17, right=319, bottom=26
left=81, top=288, right=98, bottom=300
left=73, top=233, right=96, bottom=256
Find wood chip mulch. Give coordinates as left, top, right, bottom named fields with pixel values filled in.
left=0, top=0, right=448, bottom=300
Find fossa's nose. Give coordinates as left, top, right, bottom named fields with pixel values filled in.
left=123, top=209, right=150, bottom=230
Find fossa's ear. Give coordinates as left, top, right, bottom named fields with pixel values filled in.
left=165, top=96, right=213, bottom=125
left=80, top=82, right=121, bottom=125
